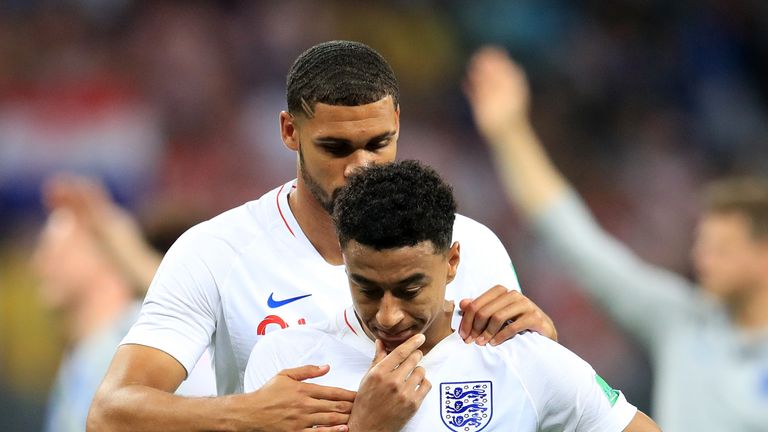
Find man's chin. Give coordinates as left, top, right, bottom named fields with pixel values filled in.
left=377, top=330, right=420, bottom=353
left=381, top=340, right=405, bottom=354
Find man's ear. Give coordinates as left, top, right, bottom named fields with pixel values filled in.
left=280, top=111, right=299, bottom=151
left=394, top=105, right=401, bottom=138
left=446, top=241, right=460, bottom=284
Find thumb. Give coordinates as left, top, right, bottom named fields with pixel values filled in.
left=280, top=364, right=330, bottom=381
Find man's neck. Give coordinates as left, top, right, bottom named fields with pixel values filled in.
left=419, top=301, right=456, bottom=355
left=419, top=327, right=455, bottom=356
left=288, top=181, right=343, bottom=265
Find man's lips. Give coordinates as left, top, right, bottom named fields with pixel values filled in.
left=374, top=328, right=418, bottom=345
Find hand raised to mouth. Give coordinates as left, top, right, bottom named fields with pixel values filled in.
left=347, top=334, right=432, bottom=432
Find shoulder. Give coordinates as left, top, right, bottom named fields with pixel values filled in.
left=245, top=324, right=336, bottom=391
left=486, top=331, right=600, bottom=398
left=194, top=183, right=288, bottom=244
left=494, top=332, right=616, bottom=406
left=448, top=213, right=520, bottom=293
left=167, top=183, right=289, bottom=260
left=497, top=331, right=588, bottom=372
left=451, top=213, right=509, bottom=255
left=452, top=214, right=498, bottom=240
left=495, top=333, right=637, bottom=430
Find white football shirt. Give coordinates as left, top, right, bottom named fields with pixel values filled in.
left=245, top=307, right=637, bottom=432
left=122, top=180, right=521, bottom=394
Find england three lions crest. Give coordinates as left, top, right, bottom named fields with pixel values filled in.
left=440, top=381, right=492, bottom=431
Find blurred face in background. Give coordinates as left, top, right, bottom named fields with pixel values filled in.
left=32, top=209, right=107, bottom=311
left=693, top=211, right=768, bottom=303
left=281, top=96, right=399, bottom=213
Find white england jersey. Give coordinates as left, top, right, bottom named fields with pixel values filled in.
left=244, top=307, right=637, bottom=432
left=122, top=180, right=521, bottom=394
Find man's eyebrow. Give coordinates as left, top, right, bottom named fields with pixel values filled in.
left=315, top=137, right=351, bottom=145
left=349, top=273, right=377, bottom=286
left=314, top=131, right=396, bottom=146
left=367, top=131, right=396, bottom=144
left=349, top=273, right=427, bottom=287
left=394, top=274, right=428, bottom=287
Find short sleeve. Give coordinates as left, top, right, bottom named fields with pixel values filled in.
left=244, top=329, right=325, bottom=392
left=509, top=333, right=637, bottom=432
left=244, top=333, right=285, bottom=392
left=121, top=224, right=229, bottom=375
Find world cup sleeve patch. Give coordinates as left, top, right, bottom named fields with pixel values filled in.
left=595, top=374, right=620, bottom=407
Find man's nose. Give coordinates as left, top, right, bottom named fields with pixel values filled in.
left=344, top=150, right=375, bottom=178
left=376, top=291, right=405, bottom=330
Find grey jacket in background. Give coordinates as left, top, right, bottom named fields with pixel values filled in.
left=534, top=190, right=768, bottom=432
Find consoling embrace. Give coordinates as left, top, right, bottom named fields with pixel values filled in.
left=245, top=160, right=658, bottom=431
left=88, top=41, right=656, bottom=431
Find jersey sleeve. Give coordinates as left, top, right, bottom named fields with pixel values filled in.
left=244, top=333, right=287, bottom=392
left=533, top=190, right=697, bottom=351
left=454, top=215, right=522, bottom=295
left=509, top=333, right=637, bottom=432
left=121, top=224, right=228, bottom=376
left=244, top=329, right=325, bottom=392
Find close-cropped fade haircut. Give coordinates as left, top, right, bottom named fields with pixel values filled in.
left=333, top=160, right=456, bottom=253
left=286, top=40, right=399, bottom=117
left=704, top=176, right=768, bottom=239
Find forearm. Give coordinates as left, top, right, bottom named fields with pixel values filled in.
left=484, top=114, right=692, bottom=344
left=533, top=191, right=694, bottom=346
left=97, top=220, right=163, bottom=295
left=88, top=386, right=248, bottom=432
left=114, top=242, right=162, bottom=295
left=484, top=118, right=570, bottom=220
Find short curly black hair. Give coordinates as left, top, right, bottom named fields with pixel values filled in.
left=286, top=40, right=399, bottom=117
left=333, top=160, right=456, bottom=253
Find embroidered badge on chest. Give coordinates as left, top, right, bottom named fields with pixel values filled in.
left=440, top=381, right=492, bottom=431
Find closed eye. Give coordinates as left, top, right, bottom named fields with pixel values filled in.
left=366, top=138, right=391, bottom=152
left=396, top=286, right=423, bottom=300
left=319, top=143, right=354, bottom=157
left=359, top=287, right=384, bottom=299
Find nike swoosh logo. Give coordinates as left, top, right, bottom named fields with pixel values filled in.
left=267, top=293, right=312, bottom=308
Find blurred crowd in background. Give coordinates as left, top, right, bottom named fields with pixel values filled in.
left=1, top=0, right=767, bottom=430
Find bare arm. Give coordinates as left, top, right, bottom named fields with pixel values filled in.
left=88, top=345, right=354, bottom=432
left=624, top=411, right=662, bottom=432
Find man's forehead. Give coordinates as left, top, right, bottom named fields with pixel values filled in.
left=344, top=241, right=440, bottom=266
left=300, top=96, right=398, bottom=123
left=701, top=211, right=751, bottom=229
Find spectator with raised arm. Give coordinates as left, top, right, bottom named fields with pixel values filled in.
left=464, top=46, right=768, bottom=432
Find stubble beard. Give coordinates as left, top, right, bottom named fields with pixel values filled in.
left=299, top=147, right=338, bottom=214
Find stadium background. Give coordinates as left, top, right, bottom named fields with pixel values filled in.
left=1, top=1, right=767, bottom=430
